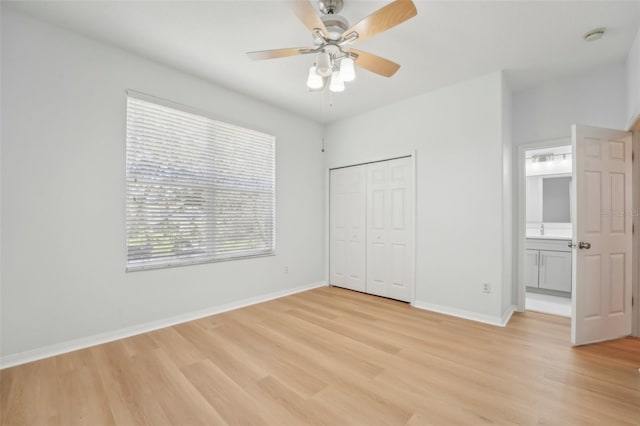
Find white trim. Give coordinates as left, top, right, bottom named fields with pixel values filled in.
left=501, top=304, right=517, bottom=326
left=0, top=281, right=327, bottom=370
left=413, top=301, right=516, bottom=327
left=627, top=110, right=639, bottom=132
left=516, top=137, right=571, bottom=313
left=328, top=151, right=416, bottom=172
left=411, top=150, right=418, bottom=304
left=325, top=165, right=331, bottom=289
left=632, top=119, right=640, bottom=337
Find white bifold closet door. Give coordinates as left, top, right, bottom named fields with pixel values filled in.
left=366, top=158, right=414, bottom=302
left=329, top=157, right=414, bottom=302
left=329, top=165, right=367, bottom=292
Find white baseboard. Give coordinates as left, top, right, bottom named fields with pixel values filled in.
left=0, top=281, right=327, bottom=370
left=501, top=304, right=517, bottom=326
left=412, top=300, right=516, bottom=327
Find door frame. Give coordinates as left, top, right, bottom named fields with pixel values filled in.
left=516, top=137, right=572, bottom=312
left=326, top=152, right=417, bottom=304
left=632, top=118, right=640, bottom=337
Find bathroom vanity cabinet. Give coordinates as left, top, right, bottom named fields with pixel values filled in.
left=525, top=238, right=572, bottom=296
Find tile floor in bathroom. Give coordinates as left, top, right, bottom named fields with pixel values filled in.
left=525, top=291, right=572, bottom=317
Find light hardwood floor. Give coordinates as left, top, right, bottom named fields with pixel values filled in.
left=2, top=286, right=639, bottom=425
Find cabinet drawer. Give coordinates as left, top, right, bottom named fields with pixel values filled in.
left=526, top=238, right=571, bottom=252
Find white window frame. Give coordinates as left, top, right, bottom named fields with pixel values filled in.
left=125, top=91, right=276, bottom=271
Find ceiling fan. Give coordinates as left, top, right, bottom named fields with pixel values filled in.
left=246, top=0, right=417, bottom=92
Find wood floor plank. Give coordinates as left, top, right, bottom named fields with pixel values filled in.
left=90, top=341, right=173, bottom=425
left=213, top=316, right=329, bottom=398
left=138, top=348, right=227, bottom=425
left=181, top=359, right=267, bottom=426
left=2, top=286, right=640, bottom=425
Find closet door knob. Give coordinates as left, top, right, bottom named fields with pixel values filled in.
left=578, top=241, right=591, bottom=249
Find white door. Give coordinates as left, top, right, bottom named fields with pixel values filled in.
left=366, top=157, right=414, bottom=302
left=571, top=125, right=633, bottom=346
left=329, top=166, right=366, bottom=292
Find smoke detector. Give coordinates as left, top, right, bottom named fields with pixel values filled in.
left=583, top=28, right=606, bottom=42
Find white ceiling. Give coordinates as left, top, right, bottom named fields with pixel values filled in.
left=5, top=0, right=640, bottom=123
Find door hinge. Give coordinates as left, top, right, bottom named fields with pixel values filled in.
left=633, top=151, right=635, bottom=162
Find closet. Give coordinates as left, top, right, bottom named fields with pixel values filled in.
left=329, top=157, right=414, bottom=302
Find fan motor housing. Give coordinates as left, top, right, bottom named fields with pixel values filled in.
left=318, top=0, right=344, bottom=15
left=321, top=14, right=349, bottom=40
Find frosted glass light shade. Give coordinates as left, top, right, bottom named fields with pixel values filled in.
left=340, top=57, right=355, bottom=82
left=329, top=70, right=345, bottom=93
left=316, top=52, right=332, bottom=77
left=306, top=66, right=324, bottom=89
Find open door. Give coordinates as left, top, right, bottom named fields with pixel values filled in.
left=571, top=125, right=633, bottom=345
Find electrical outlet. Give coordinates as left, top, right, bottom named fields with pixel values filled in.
left=284, top=265, right=289, bottom=274
left=483, top=282, right=491, bottom=293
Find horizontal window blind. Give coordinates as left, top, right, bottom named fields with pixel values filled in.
left=126, top=95, right=275, bottom=270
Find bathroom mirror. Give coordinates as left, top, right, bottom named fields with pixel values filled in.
left=542, top=176, right=571, bottom=223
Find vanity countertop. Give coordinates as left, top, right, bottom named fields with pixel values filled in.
left=526, top=234, right=572, bottom=241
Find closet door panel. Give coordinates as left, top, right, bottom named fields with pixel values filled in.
left=371, top=190, right=386, bottom=229
left=391, top=188, right=405, bottom=229
left=366, top=162, right=389, bottom=298
left=332, top=239, right=347, bottom=285
left=330, top=166, right=366, bottom=292
left=387, top=158, right=413, bottom=301
left=330, top=171, right=347, bottom=286
left=366, top=158, right=414, bottom=302
left=391, top=243, right=407, bottom=287
left=368, top=240, right=386, bottom=296
left=345, top=166, right=366, bottom=290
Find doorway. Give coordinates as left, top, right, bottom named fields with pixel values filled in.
left=520, top=141, right=574, bottom=318
left=518, top=126, right=638, bottom=344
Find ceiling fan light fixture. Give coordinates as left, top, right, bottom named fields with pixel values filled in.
left=329, top=70, right=345, bottom=93
left=316, top=52, right=332, bottom=77
left=340, top=56, right=355, bottom=82
left=306, top=65, right=324, bottom=89
left=247, top=0, right=418, bottom=94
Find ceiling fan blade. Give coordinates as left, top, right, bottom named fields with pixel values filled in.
left=343, top=0, right=417, bottom=43
left=350, top=49, right=400, bottom=77
left=289, top=0, right=329, bottom=38
left=246, top=47, right=310, bottom=60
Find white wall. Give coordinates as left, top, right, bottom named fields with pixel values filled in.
left=513, top=62, right=628, bottom=146
left=628, top=27, right=640, bottom=128
left=325, top=72, right=510, bottom=324
left=0, top=9, right=325, bottom=361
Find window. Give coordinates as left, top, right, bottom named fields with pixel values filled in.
left=126, top=93, right=275, bottom=271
